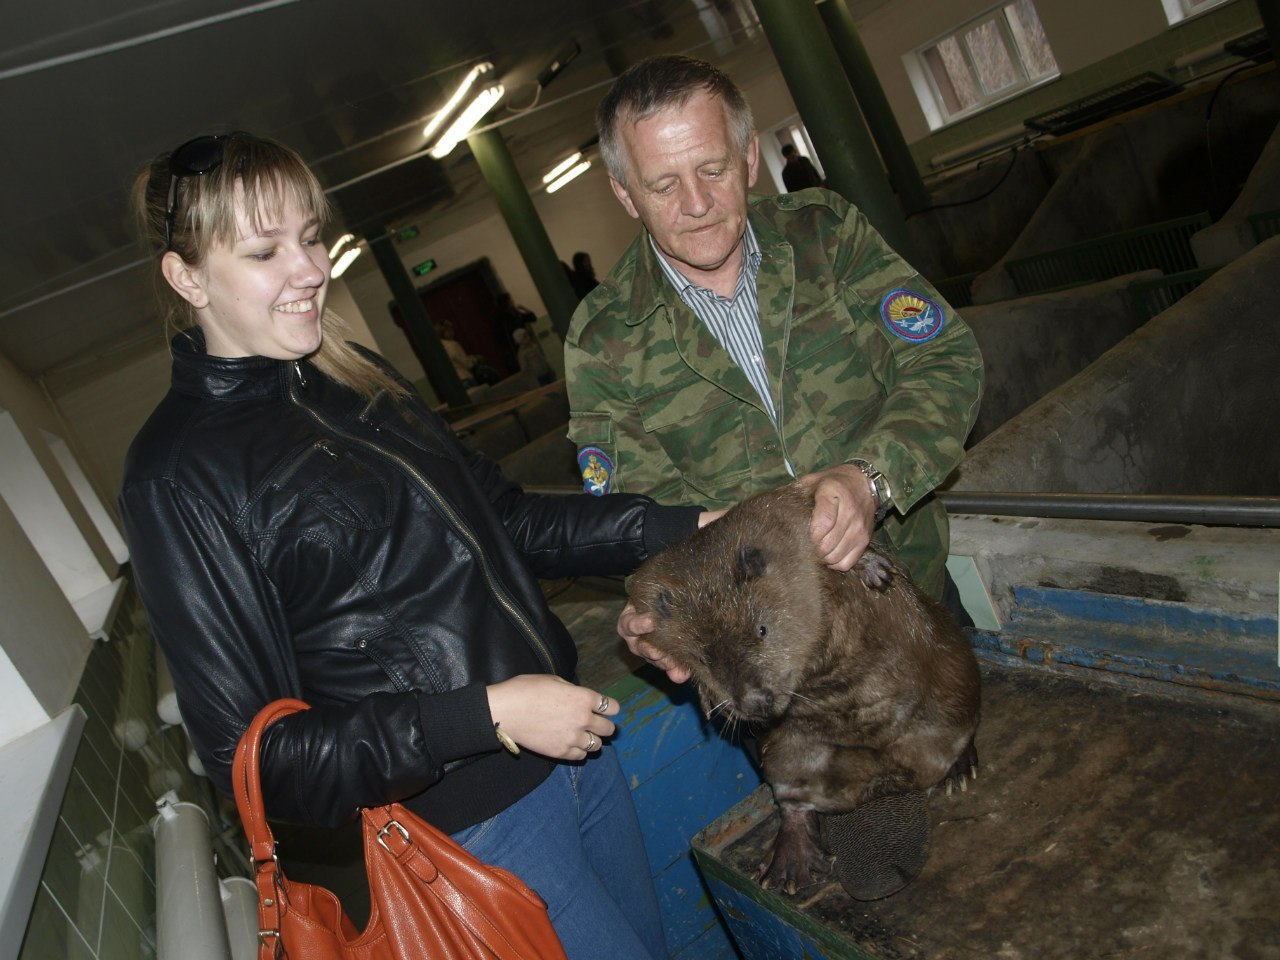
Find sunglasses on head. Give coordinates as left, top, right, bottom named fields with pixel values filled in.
left=164, top=134, right=227, bottom=250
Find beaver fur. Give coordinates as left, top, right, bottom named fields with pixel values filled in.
left=628, top=481, right=981, bottom=891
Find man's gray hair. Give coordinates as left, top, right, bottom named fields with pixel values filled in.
left=597, top=55, right=754, bottom=184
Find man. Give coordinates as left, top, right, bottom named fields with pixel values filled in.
left=567, top=51, right=981, bottom=609
left=564, top=53, right=984, bottom=899
left=781, top=143, right=823, bottom=191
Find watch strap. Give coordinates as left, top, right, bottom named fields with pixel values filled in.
left=847, top=458, right=893, bottom=524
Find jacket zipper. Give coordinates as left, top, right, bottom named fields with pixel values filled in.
left=274, top=439, right=338, bottom=487
left=286, top=368, right=558, bottom=673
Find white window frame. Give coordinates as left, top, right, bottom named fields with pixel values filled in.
left=905, top=1, right=1060, bottom=131
left=1159, top=0, right=1237, bottom=26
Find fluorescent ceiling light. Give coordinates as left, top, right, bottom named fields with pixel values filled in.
left=328, top=233, right=355, bottom=260
left=428, top=82, right=505, bottom=158
left=423, top=62, right=494, bottom=140
left=331, top=246, right=362, bottom=278
left=542, top=152, right=583, bottom=184
left=545, top=160, right=591, bottom=193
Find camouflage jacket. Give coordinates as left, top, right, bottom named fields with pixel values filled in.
left=564, top=189, right=984, bottom=597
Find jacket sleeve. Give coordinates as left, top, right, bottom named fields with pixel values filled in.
left=563, top=334, right=701, bottom=508
left=120, top=477, right=498, bottom=828
left=459, top=442, right=701, bottom=579
left=827, top=201, right=984, bottom=512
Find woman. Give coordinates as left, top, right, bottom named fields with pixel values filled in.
left=120, top=131, right=710, bottom=960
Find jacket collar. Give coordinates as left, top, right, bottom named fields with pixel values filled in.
left=169, top=326, right=297, bottom=401
left=621, top=196, right=786, bottom=327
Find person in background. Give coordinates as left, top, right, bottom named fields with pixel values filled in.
left=562, top=56, right=983, bottom=897
left=780, top=142, right=823, bottom=192
left=491, top=288, right=537, bottom=363
left=570, top=251, right=600, bottom=300
left=436, top=319, right=477, bottom=387
left=120, top=130, right=719, bottom=959
left=514, top=326, right=555, bottom=385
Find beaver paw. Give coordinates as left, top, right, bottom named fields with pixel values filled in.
left=940, top=740, right=980, bottom=797
left=854, top=550, right=894, bottom=591
left=756, top=808, right=829, bottom=894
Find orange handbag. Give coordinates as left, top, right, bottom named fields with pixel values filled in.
left=232, top=698, right=568, bottom=960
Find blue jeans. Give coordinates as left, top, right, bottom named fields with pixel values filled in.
left=450, top=745, right=667, bottom=960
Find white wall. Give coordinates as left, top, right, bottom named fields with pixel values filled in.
left=0, top=493, right=89, bottom=740
left=57, top=348, right=171, bottom=505
left=859, top=0, right=1175, bottom=143
left=0, top=414, right=111, bottom=606
left=0, top=352, right=116, bottom=574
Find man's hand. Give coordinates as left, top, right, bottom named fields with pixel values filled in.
left=617, top=601, right=691, bottom=683
left=798, top=464, right=877, bottom=572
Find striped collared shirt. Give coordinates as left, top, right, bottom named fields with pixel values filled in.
left=651, top=224, right=777, bottom=424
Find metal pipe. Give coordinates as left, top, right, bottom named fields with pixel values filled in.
left=220, top=877, right=259, bottom=960
left=367, top=230, right=469, bottom=408
left=939, top=492, right=1280, bottom=528
left=154, top=797, right=233, bottom=960
left=524, top=485, right=1280, bottom=528
left=752, top=0, right=919, bottom=260
left=466, top=127, right=580, bottom=339
left=817, top=0, right=930, bottom=214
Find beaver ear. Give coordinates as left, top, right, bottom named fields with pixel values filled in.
left=733, top=545, right=768, bottom=583
left=655, top=590, right=673, bottom=618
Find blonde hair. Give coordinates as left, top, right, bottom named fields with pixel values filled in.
left=132, top=131, right=408, bottom=402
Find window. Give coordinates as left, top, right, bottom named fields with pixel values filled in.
left=1160, top=0, right=1236, bottom=26
left=909, top=0, right=1059, bottom=128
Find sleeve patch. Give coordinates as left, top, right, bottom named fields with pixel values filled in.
left=881, top=289, right=944, bottom=342
left=578, top=447, right=614, bottom=496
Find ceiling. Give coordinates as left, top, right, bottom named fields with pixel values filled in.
left=0, top=0, right=891, bottom=395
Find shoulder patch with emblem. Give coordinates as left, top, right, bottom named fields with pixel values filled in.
left=578, top=447, right=614, bottom=496
left=880, top=289, right=944, bottom=342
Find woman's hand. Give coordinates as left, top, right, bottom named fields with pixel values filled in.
left=486, top=675, right=618, bottom=759
left=617, top=602, right=691, bottom=684
left=697, top=508, right=728, bottom=528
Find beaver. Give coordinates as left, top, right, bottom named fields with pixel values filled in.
left=628, top=481, right=981, bottom=895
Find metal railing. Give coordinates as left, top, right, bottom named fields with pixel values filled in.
left=1248, top=208, right=1280, bottom=244
left=1005, top=212, right=1211, bottom=296
left=932, top=271, right=979, bottom=309
left=939, top=492, right=1280, bottom=528
left=527, top=485, right=1280, bottom=529
left=1125, top=266, right=1220, bottom=321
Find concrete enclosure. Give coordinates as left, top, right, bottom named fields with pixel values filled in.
left=951, top=236, right=1280, bottom=497
left=962, top=271, right=1160, bottom=446
left=971, top=66, right=1280, bottom=303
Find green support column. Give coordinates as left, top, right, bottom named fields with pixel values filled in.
left=752, top=0, right=918, bottom=262
left=818, top=0, right=930, bottom=215
left=367, top=230, right=470, bottom=409
left=1257, top=0, right=1280, bottom=68
left=466, top=127, right=580, bottom=340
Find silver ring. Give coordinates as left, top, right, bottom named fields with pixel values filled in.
left=594, top=694, right=610, bottom=715
left=585, top=731, right=598, bottom=752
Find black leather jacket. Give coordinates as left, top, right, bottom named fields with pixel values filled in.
left=119, top=332, right=699, bottom=831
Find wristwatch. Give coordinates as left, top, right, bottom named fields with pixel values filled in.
left=847, top=458, right=894, bottom=524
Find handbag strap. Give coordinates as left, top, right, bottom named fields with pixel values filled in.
left=232, top=698, right=311, bottom=960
